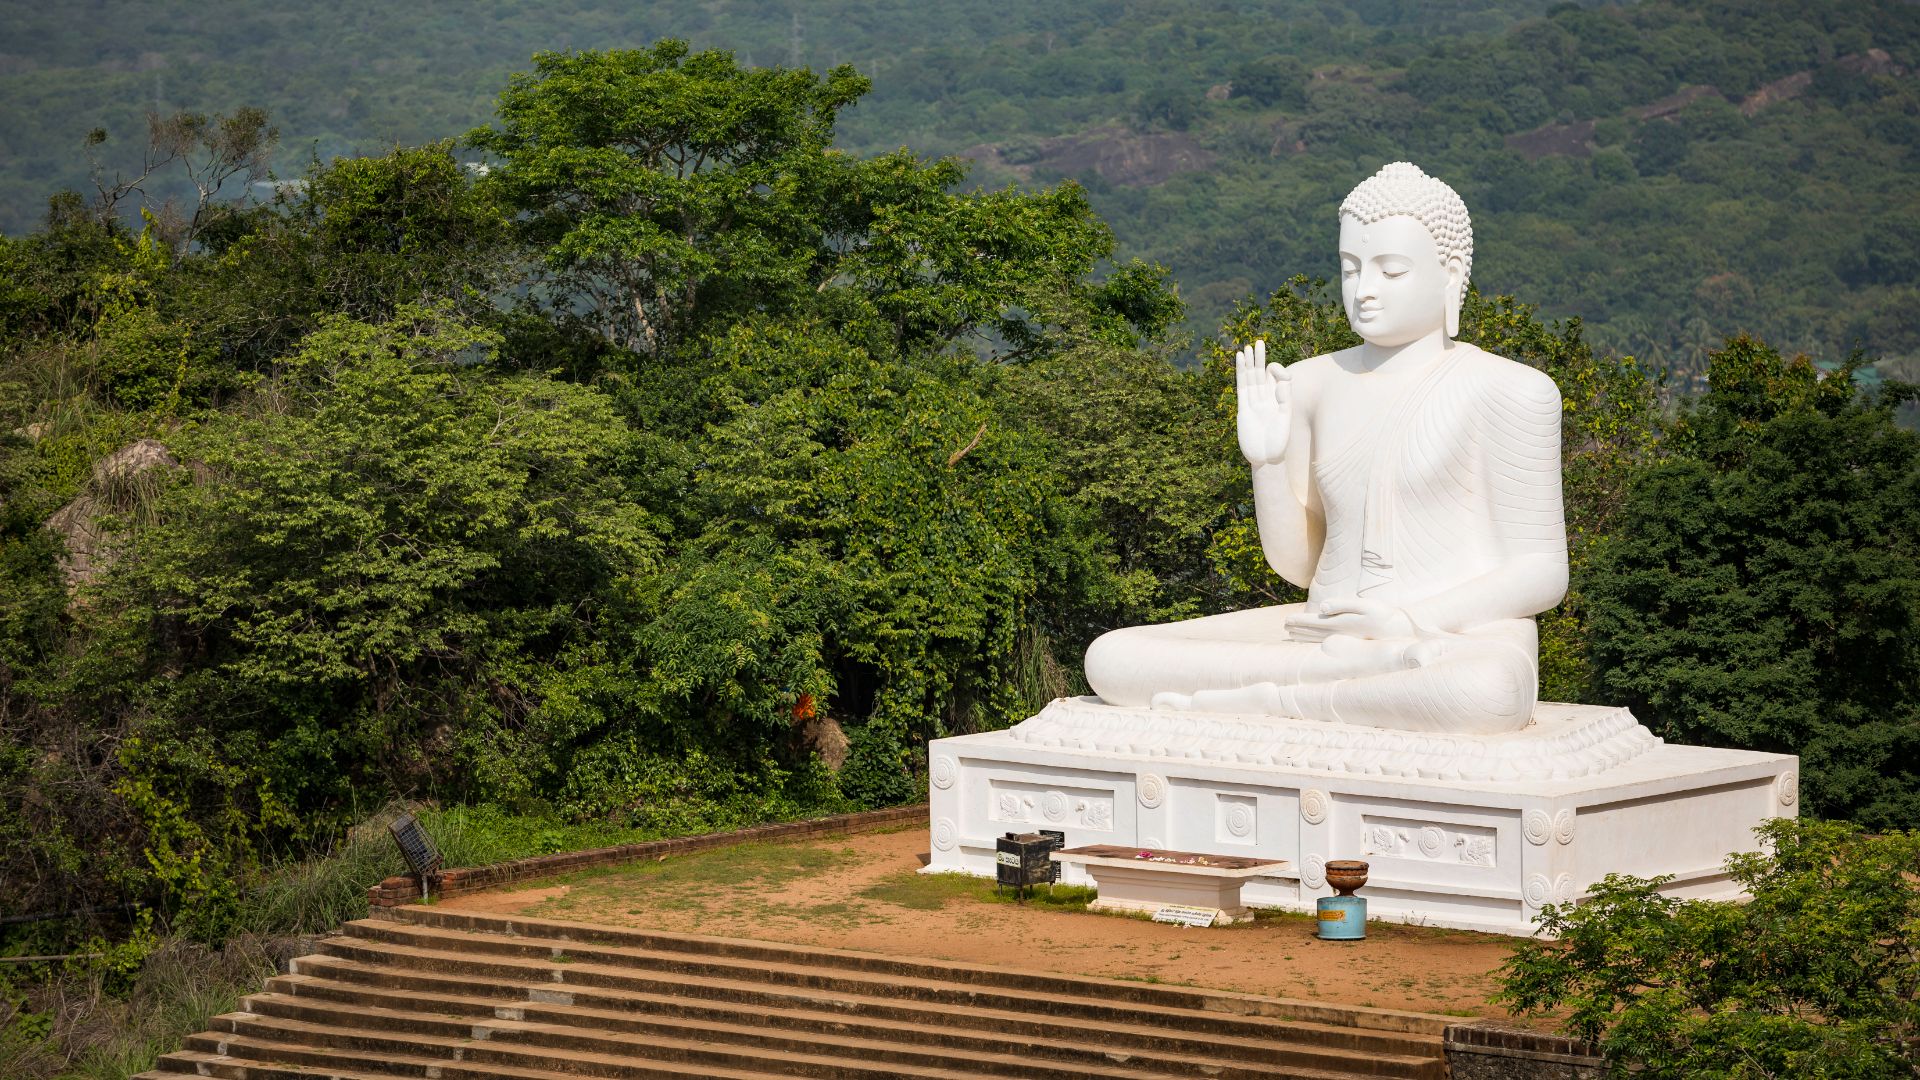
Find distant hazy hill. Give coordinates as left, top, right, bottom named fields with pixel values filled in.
left=3, top=0, right=1916, bottom=374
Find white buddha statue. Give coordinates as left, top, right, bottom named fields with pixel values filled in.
left=1084, top=162, right=1568, bottom=735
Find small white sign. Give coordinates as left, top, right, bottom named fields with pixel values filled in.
left=996, top=852, right=1022, bottom=867
left=1151, top=905, right=1221, bottom=928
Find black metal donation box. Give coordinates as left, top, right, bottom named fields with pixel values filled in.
left=995, top=830, right=1063, bottom=896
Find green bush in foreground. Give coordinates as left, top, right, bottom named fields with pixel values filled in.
left=1495, top=818, right=1920, bottom=1079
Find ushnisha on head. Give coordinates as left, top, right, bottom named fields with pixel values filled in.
left=1337, top=162, right=1474, bottom=343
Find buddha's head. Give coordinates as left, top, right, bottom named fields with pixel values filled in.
left=1337, top=162, right=1473, bottom=345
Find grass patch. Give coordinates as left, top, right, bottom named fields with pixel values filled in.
left=232, top=802, right=823, bottom=939
left=857, top=870, right=986, bottom=911
left=857, top=870, right=1097, bottom=913
left=525, top=841, right=861, bottom=921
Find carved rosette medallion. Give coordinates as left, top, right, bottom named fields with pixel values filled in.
left=1137, top=773, right=1166, bottom=809
left=1042, top=791, right=1069, bottom=822
left=1775, top=771, right=1798, bottom=807
left=930, top=756, right=957, bottom=790
left=1523, top=873, right=1554, bottom=909
left=1552, top=809, right=1576, bottom=845
left=1301, top=789, right=1329, bottom=825
left=932, top=818, right=957, bottom=852
left=1225, top=803, right=1256, bottom=838
left=1142, top=835, right=1166, bottom=850
left=1523, top=873, right=1577, bottom=908
left=1302, top=854, right=1327, bottom=891
left=1522, top=809, right=1553, bottom=846
left=1416, top=826, right=1446, bottom=858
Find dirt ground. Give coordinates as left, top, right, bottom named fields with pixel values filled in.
left=441, top=825, right=1528, bottom=1020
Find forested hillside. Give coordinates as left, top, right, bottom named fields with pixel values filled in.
left=4, top=0, right=1918, bottom=378
left=2, top=10, right=1919, bottom=1078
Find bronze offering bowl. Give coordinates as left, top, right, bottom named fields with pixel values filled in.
left=1323, top=860, right=1369, bottom=897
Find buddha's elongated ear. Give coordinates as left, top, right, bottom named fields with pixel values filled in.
left=1444, top=256, right=1466, bottom=339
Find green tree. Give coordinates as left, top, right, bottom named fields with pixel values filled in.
left=1132, top=84, right=1200, bottom=131
left=470, top=42, right=872, bottom=357
left=1003, top=323, right=1234, bottom=636
left=541, top=317, right=1104, bottom=807
left=1230, top=55, right=1309, bottom=110
left=471, top=41, right=1172, bottom=369
left=93, top=303, right=657, bottom=930
left=168, top=141, right=517, bottom=377
left=1496, top=818, right=1920, bottom=1079
left=1586, top=337, right=1920, bottom=826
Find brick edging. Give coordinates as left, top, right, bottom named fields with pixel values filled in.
left=367, top=803, right=929, bottom=908
left=1444, top=1022, right=1603, bottom=1078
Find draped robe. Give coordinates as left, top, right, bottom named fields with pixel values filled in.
left=1084, top=345, right=1567, bottom=733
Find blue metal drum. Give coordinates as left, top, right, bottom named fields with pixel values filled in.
left=1316, top=895, right=1367, bottom=940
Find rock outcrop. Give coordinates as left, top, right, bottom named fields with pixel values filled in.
left=45, top=438, right=178, bottom=589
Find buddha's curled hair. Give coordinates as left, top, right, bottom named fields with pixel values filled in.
left=1339, top=162, right=1473, bottom=285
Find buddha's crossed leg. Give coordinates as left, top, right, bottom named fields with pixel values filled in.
left=1083, top=605, right=1537, bottom=734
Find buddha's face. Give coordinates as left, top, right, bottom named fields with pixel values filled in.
left=1338, top=214, right=1460, bottom=347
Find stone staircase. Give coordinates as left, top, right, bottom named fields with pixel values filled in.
left=138, top=906, right=1450, bottom=1080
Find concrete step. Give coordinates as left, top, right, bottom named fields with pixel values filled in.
left=315, top=931, right=1438, bottom=1077
left=285, top=949, right=1435, bottom=1061
left=142, top=904, right=1452, bottom=1080
left=194, top=1007, right=1222, bottom=1080
left=161, top=1034, right=797, bottom=1079
left=338, top=915, right=1445, bottom=1063
left=147, top=1052, right=442, bottom=1080
left=256, top=972, right=1430, bottom=1080
left=145, top=1056, right=389, bottom=1080
left=389, top=906, right=1449, bottom=1035
left=235, top=986, right=1356, bottom=1080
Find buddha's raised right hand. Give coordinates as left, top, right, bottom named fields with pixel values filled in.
left=1235, top=339, right=1292, bottom=465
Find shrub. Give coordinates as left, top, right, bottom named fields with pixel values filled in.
left=1496, top=817, right=1920, bottom=1078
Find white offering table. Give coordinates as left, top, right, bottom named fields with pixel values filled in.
left=1053, top=844, right=1290, bottom=924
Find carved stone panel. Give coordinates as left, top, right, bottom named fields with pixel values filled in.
left=1361, top=815, right=1497, bottom=868
left=988, top=780, right=1116, bottom=832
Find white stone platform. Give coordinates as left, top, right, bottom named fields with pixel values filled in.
left=925, top=698, right=1798, bottom=936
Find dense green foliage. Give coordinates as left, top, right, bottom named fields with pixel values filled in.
left=3, top=23, right=1919, bottom=1078
left=0, top=801, right=724, bottom=1078
left=0, top=44, right=1204, bottom=950
left=1587, top=338, right=1920, bottom=826
left=5, top=0, right=1919, bottom=377
left=1497, top=818, right=1920, bottom=1079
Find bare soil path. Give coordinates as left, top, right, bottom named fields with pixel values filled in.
left=440, top=824, right=1526, bottom=1019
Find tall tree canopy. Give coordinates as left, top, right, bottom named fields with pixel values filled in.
left=1586, top=339, right=1920, bottom=827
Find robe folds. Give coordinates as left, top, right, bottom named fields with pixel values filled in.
left=1084, top=345, right=1567, bottom=734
